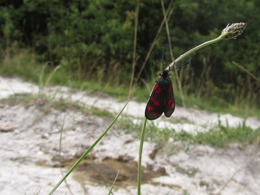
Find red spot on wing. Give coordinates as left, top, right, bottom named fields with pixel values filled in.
left=164, top=96, right=175, bottom=117
left=168, top=85, right=173, bottom=93
left=154, top=84, right=161, bottom=93
left=166, top=109, right=173, bottom=116
left=151, top=97, right=160, bottom=106
left=147, top=105, right=159, bottom=117
left=148, top=106, right=154, bottom=111
left=151, top=111, right=158, bottom=117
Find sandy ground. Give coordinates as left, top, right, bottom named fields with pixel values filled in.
left=0, top=76, right=259, bottom=195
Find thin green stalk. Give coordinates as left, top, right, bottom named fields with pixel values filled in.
left=49, top=100, right=129, bottom=195
left=108, top=171, right=120, bottom=195
left=137, top=118, right=147, bottom=195
left=232, top=61, right=260, bottom=82
left=38, top=63, right=60, bottom=98
left=45, top=65, right=61, bottom=87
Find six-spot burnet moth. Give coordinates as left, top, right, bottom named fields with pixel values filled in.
left=145, top=47, right=189, bottom=120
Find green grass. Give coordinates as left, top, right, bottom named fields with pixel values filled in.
left=167, top=121, right=260, bottom=148
left=172, top=126, right=260, bottom=147
left=0, top=50, right=41, bottom=82
left=117, top=116, right=260, bottom=148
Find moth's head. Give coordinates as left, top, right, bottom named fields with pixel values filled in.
left=161, top=70, right=171, bottom=79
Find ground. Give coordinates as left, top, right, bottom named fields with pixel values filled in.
left=0, top=76, right=259, bottom=195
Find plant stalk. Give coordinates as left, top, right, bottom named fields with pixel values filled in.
left=137, top=118, right=147, bottom=195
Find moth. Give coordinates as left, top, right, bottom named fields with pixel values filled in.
left=145, top=62, right=189, bottom=120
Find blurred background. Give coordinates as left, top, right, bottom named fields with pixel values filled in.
left=0, top=0, right=259, bottom=116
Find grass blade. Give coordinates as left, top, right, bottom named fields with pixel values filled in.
left=108, top=171, right=120, bottom=195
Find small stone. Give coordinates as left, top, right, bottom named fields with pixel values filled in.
left=0, top=122, right=14, bottom=132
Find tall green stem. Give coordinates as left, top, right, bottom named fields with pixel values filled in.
left=137, top=118, right=147, bottom=195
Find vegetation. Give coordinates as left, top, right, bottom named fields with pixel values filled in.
left=0, top=0, right=259, bottom=115
left=118, top=116, right=260, bottom=147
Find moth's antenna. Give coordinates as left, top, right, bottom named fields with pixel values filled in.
left=172, top=61, right=190, bottom=70
left=161, top=44, right=167, bottom=66
left=160, top=44, right=190, bottom=71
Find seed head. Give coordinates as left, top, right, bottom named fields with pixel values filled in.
left=221, top=22, right=247, bottom=39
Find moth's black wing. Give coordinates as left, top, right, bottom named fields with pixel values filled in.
left=163, top=81, right=175, bottom=117
left=145, top=83, right=165, bottom=120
